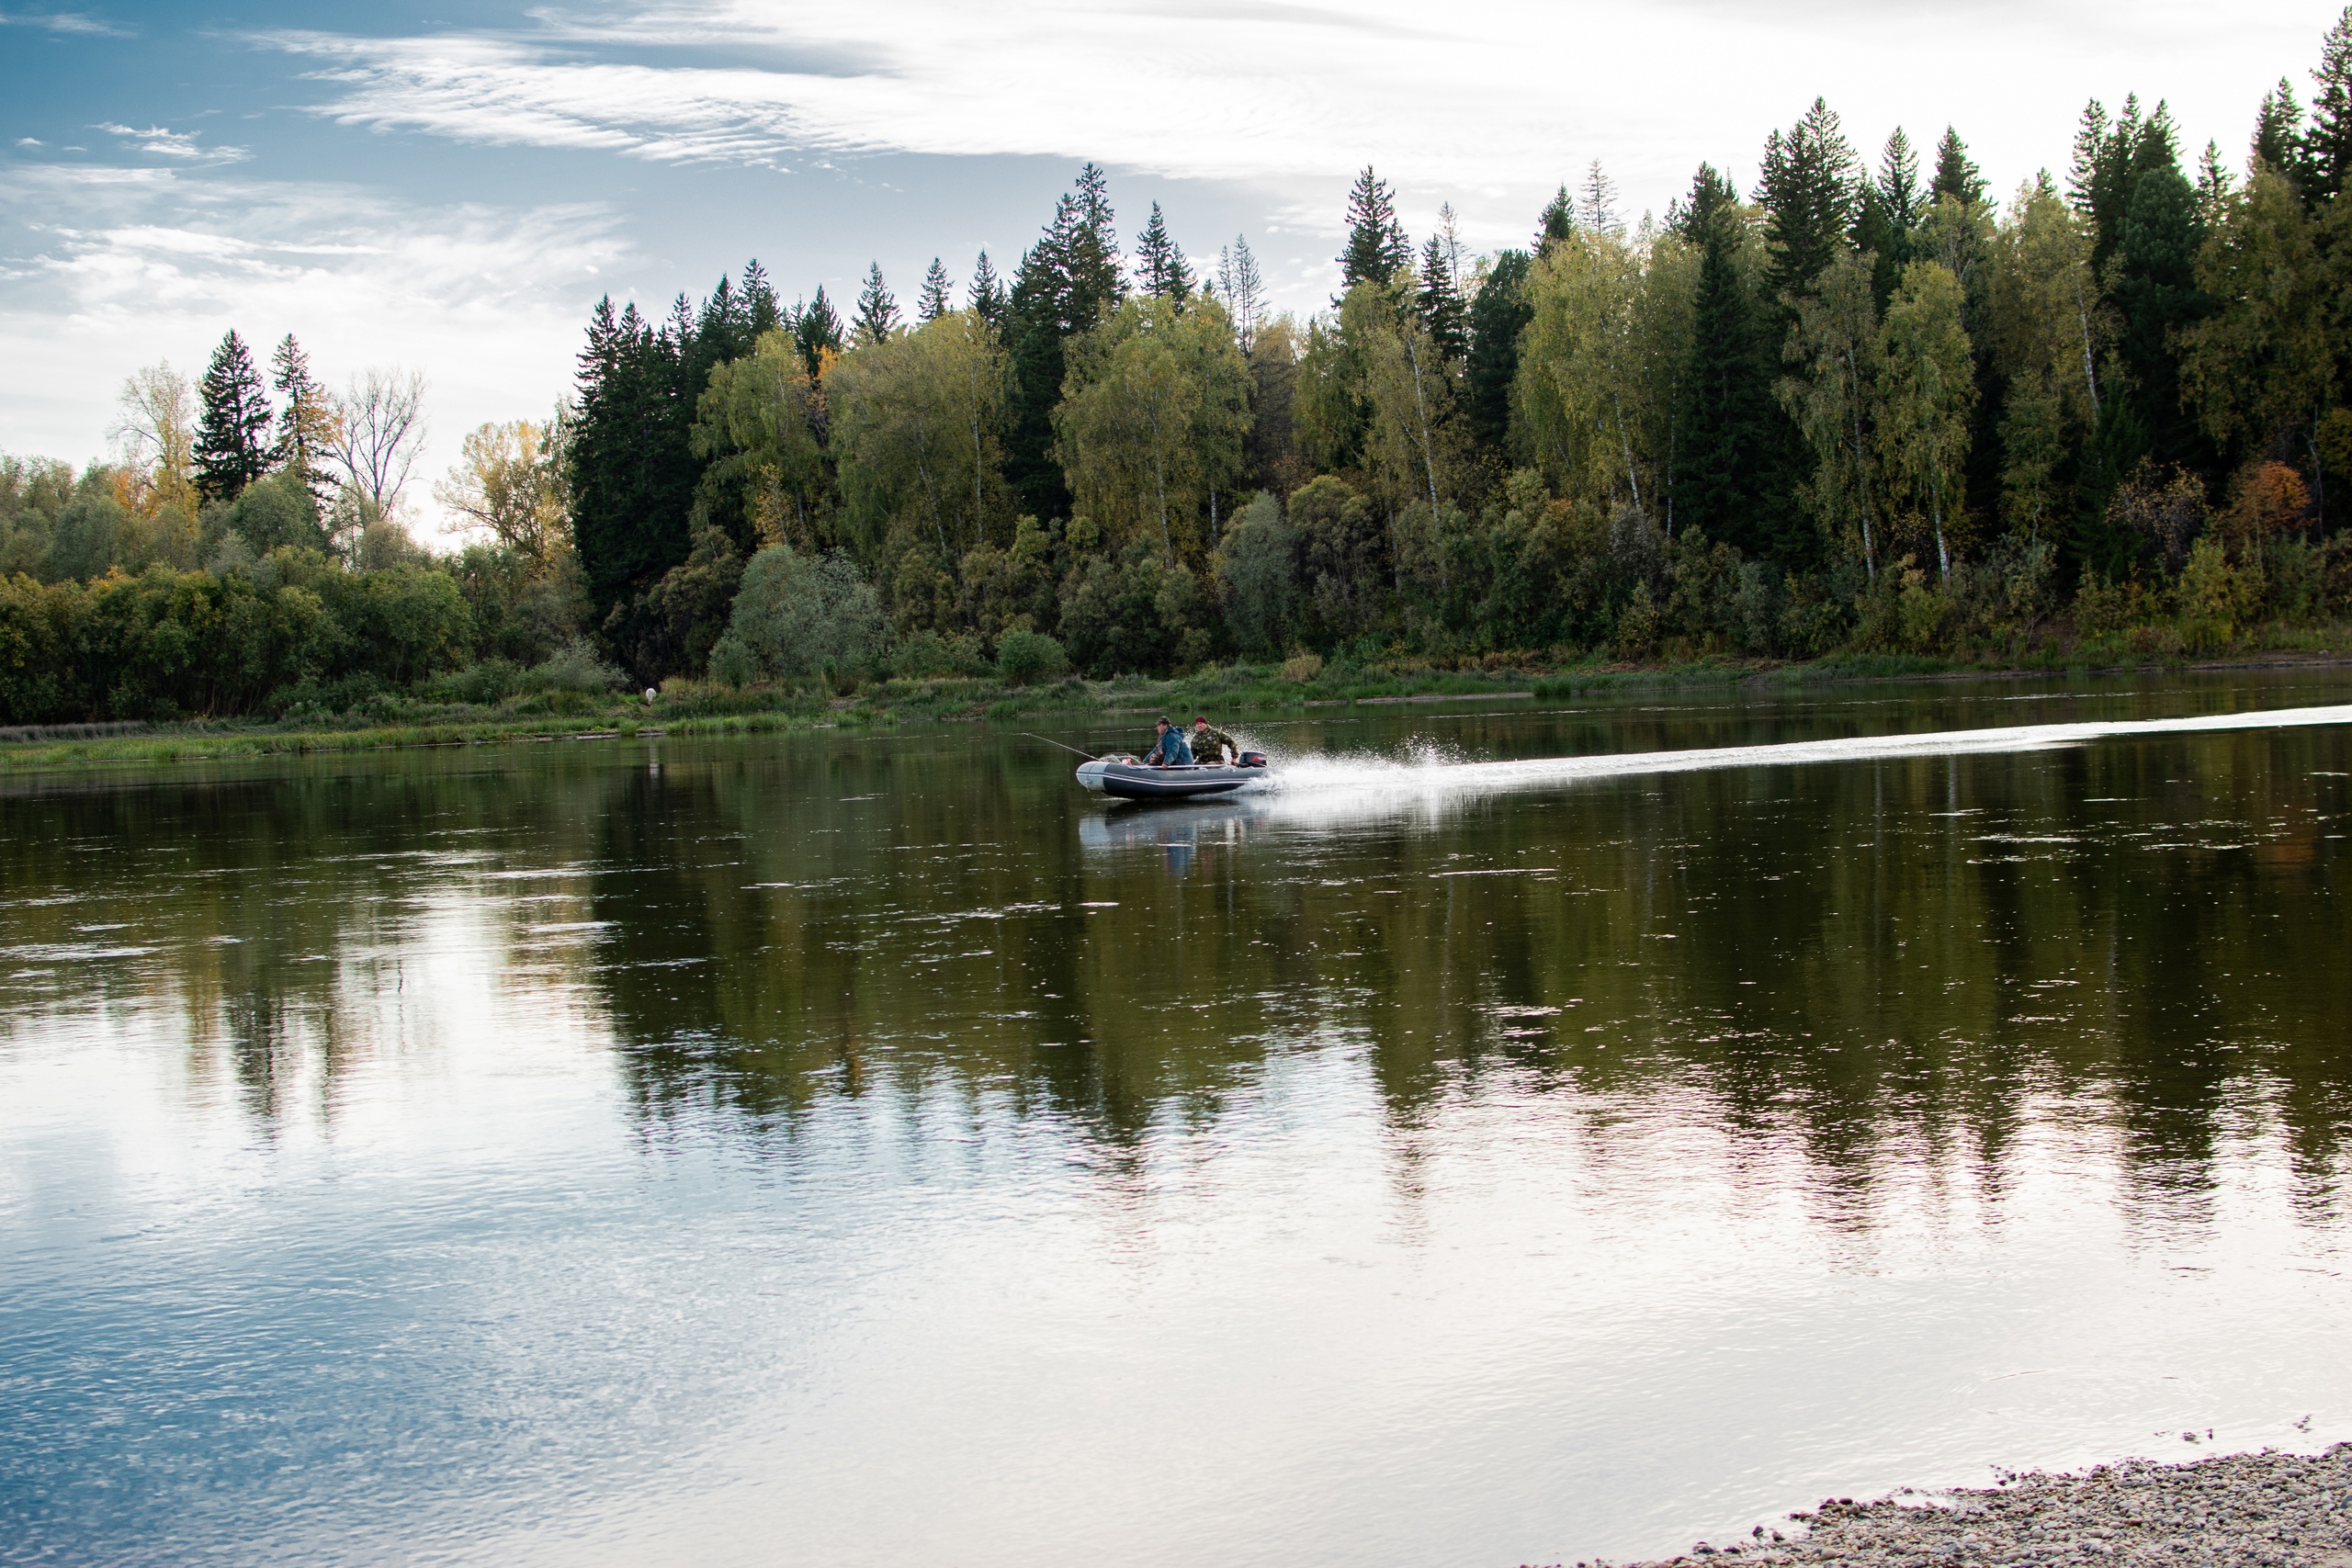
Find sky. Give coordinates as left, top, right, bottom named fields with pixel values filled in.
left=0, top=0, right=2342, bottom=539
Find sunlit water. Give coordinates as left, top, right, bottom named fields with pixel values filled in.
left=7, top=671, right=2352, bottom=1565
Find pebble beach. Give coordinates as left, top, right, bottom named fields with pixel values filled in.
left=1591, top=1444, right=2352, bottom=1567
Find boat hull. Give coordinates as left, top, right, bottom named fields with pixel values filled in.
left=1076, top=758, right=1269, bottom=800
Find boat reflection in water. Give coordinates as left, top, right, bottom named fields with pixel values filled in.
left=1077, top=796, right=1272, bottom=874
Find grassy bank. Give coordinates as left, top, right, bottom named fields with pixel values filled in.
left=6, top=636, right=2352, bottom=773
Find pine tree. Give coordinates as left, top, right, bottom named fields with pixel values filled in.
left=2311, top=6, right=2352, bottom=202
left=568, top=297, right=701, bottom=624
left=1002, top=164, right=1126, bottom=519
left=794, top=287, right=844, bottom=377
left=2199, top=139, right=2237, bottom=224
left=1416, top=236, right=1469, bottom=363
left=269, top=333, right=334, bottom=502
left=1465, top=250, right=1533, bottom=453
left=1928, top=127, right=1985, bottom=208
left=969, top=251, right=1008, bottom=334
left=2113, top=159, right=2212, bottom=470
left=1673, top=197, right=1785, bottom=561
left=853, top=263, right=900, bottom=346
left=1339, top=165, right=1411, bottom=288
left=2254, top=78, right=2308, bottom=183
left=917, top=257, right=954, bottom=322
left=1135, top=201, right=1194, bottom=300
left=194, top=328, right=273, bottom=504
left=1758, top=97, right=1860, bottom=311
left=1536, top=185, right=1575, bottom=252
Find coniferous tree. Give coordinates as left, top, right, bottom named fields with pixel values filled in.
left=194, top=329, right=273, bottom=504
left=741, top=260, right=783, bottom=336
left=1759, top=98, right=1860, bottom=313
left=1003, top=164, right=1125, bottom=519
left=1576, top=160, right=1623, bottom=237
left=2309, top=6, right=2352, bottom=202
left=1928, top=127, right=1986, bottom=208
left=969, top=252, right=1008, bottom=334
left=794, top=288, right=844, bottom=378
left=1216, top=235, right=1267, bottom=352
left=1536, top=186, right=1576, bottom=252
left=917, top=258, right=954, bottom=323
left=2198, top=141, right=2236, bottom=225
left=854, top=264, right=901, bottom=346
left=1135, top=202, right=1194, bottom=300
left=1416, top=236, right=1469, bottom=364
left=2113, top=160, right=2213, bottom=469
left=569, top=298, right=701, bottom=624
left=1856, top=130, right=1920, bottom=307
left=2071, top=96, right=2180, bottom=267
left=1674, top=179, right=1787, bottom=562
left=1339, top=165, right=1411, bottom=288
left=2253, top=78, right=2313, bottom=197
left=1668, top=164, right=1738, bottom=243
left=1465, top=250, right=1532, bottom=454
left=269, top=333, right=334, bottom=504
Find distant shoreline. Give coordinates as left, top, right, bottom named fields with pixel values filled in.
left=4, top=646, right=2351, bottom=773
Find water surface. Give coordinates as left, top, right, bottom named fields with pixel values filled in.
left=6, top=671, right=2352, bottom=1565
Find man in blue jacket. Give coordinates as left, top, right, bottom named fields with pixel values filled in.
left=1141, top=716, right=1193, bottom=767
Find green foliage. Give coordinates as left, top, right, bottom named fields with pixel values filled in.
left=718, top=545, right=888, bottom=683
left=993, top=626, right=1069, bottom=685
left=194, top=330, right=272, bottom=504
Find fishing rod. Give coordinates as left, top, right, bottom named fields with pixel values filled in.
left=1022, top=732, right=1107, bottom=761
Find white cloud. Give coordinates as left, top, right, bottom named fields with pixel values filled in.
left=95, top=122, right=251, bottom=164
left=0, top=163, right=628, bottom=540
left=265, top=0, right=2335, bottom=261
left=0, top=9, right=131, bottom=36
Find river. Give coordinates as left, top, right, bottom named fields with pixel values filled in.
left=6, top=671, right=2352, bottom=1565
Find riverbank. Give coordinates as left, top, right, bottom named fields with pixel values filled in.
left=5, top=645, right=2352, bottom=772
left=1608, top=1443, right=2352, bottom=1566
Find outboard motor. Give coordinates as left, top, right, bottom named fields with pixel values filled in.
left=1238, top=751, right=1269, bottom=769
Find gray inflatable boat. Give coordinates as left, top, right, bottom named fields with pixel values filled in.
left=1076, top=754, right=1270, bottom=801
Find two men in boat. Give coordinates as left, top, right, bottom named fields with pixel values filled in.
left=1141, top=716, right=1242, bottom=768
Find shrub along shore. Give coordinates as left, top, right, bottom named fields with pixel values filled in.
left=3, top=639, right=2347, bottom=774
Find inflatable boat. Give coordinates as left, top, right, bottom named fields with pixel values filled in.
left=1076, top=752, right=1271, bottom=801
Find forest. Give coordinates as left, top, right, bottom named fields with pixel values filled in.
left=10, top=10, right=2352, bottom=724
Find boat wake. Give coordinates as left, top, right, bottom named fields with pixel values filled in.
left=1226, top=703, right=2352, bottom=825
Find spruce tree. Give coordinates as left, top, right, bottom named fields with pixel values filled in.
left=2311, top=6, right=2352, bottom=202
left=853, top=264, right=900, bottom=346
left=968, top=252, right=1008, bottom=333
left=794, top=287, right=844, bottom=377
left=916, top=258, right=954, bottom=323
left=1416, top=236, right=1469, bottom=363
left=1216, top=234, right=1267, bottom=351
left=194, top=329, right=273, bottom=504
left=1576, top=160, right=1622, bottom=238
left=2198, top=140, right=2236, bottom=225
left=1535, top=186, right=1575, bottom=252
left=1464, top=250, right=1532, bottom=454
left=269, top=333, right=334, bottom=503
left=1002, top=165, right=1125, bottom=520
left=1758, top=97, right=1860, bottom=311
left=1672, top=200, right=1783, bottom=561
left=1667, top=164, right=1738, bottom=243
left=1135, top=202, right=1194, bottom=299
left=1338, top=165, right=1411, bottom=288
left=1855, top=130, right=1919, bottom=307
left=1928, top=127, right=1985, bottom=207
left=741, top=260, right=782, bottom=336
left=2113, top=162, right=2212, bottom=470
left=568, top=297, right=700, bottom=625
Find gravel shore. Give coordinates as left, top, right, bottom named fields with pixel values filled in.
left=1582, top=1443, right=2352, bottom=1567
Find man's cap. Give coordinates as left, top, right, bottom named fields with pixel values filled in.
left=1193, top=715, right=1209, bottom=724
left=1156, top=716, right=1171, bottom=727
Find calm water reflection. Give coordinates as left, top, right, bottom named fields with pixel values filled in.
left=6, top=672, right=2352, bottom=1566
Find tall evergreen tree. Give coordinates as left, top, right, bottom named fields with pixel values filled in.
left=1135, top=202, right=1194, bottom=300
left=853, top=264, right=900, bottom=346
left=1465, top=250, right=1532, bottom=455
left=2310, top=6, right=2352, bottom=203
left=1928, top=127, right=1986, bottom=208
left=741, top=260, right=782, bottom=336
left=269, top=333, right=334, bottom=503
left=1216, top=234, right=1268, bottom=352
left=1339, top=165, right=1411, bottom=288
left=2071, top=96, right=2180, bottom=267
left=916, top=258, right=954, bottom=323
left=1416, top=236, right=1469, bottom=363
left=794, top=288, right=844, bottom=378
left=1576, top=160, right=1623, bottom=238
left=1759, top=98, right=1860, bottom=312
left=1855, top=130, right=1920, bottom=307
left=1003, top=164, right=1126, bottom=519
left=2253, top=78, right=2312, bottom=195
left=2113, top=162, right=2213, bottom=469
left=969, top=251, right=1008, bottom=334
left=1668, top=164, right=1738, bottom=243
left=1536, top=185, right=1576, bottom=252
left=568, top=298, right=701, bottom=624
left=194, top=329, right=273, bottom=504
left=1674, top=197, right=1784, bottom=560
